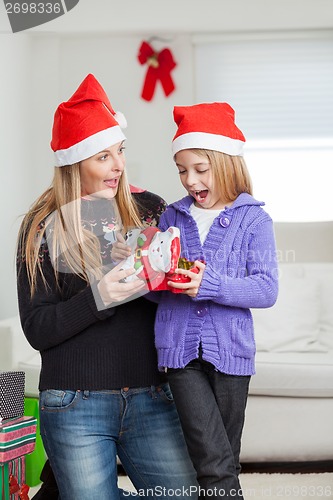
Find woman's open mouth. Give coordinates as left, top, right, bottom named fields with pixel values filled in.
left=104, top=178, right=119, bottom=188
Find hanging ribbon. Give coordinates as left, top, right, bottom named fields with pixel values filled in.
left=137, top=41, right=177, bottom=102
left=9, top=474, right=30, bottom=499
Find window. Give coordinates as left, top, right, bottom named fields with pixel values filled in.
left=194, top=31, right=333, bottom=221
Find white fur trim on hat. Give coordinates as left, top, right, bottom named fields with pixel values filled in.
left=172, top=132, right=244, bottom=157
left=114, top=111, right=127, bottom=129
left=54, top=126, right=126, bottom=167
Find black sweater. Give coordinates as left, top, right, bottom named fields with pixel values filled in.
left=16, top=190, right=167, bottom=390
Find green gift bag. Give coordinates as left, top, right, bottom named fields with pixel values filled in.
left=24, top=397, right=47, bottom=487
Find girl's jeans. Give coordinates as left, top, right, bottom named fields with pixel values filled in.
left=167, top=360, right=250, bottom=500
left=39, top=384, right=198, bottom=500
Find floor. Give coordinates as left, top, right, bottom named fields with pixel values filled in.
left=29, top=474, right=135, bottom=496
left=28, top=461, right=333, bottom=497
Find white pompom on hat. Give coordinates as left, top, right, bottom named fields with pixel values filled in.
left=51, top=74, right=127, bottom=166
left=172, top=102, right=246, bottom=157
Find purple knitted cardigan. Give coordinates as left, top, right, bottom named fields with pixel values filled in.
left=155, top=193, right=279, bottom=375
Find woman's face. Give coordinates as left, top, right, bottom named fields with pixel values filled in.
left=80, top=141, right=126, bottom=199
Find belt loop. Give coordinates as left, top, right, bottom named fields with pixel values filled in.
left=150, top=385, right=157, bottom=399
left=83, top=390, right=90, bottom=400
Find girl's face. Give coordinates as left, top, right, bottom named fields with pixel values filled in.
left=80, top=141, right=125, bottom=199
left=175, top=149, right=225, bottom=210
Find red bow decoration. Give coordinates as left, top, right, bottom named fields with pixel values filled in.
left=9, top=475, right=30, bottom=500
left=137, top=41, right=177, bottom=102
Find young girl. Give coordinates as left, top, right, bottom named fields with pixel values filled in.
left=154, top=103, right=279, bottom=499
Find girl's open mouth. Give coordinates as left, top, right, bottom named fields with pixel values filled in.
left=193, top=189, right=208, bottom=202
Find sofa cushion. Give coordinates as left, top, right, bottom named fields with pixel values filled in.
left=252, top=271, right=326, bottom=353
left=298, top=263, right=333, bottom=349
left=250, top=351, right=333, bottom=397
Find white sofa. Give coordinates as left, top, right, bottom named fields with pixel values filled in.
left=241, top=221, right=333, bottom=463
left=1, top=222, right=333, bottom=463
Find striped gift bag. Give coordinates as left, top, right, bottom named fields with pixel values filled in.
left=0, top=416, right=37, bottom=465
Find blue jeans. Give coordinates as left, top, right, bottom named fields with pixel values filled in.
left=39, top=384, right=198, bottom=500
left=167, top=360, right=250, bottom=500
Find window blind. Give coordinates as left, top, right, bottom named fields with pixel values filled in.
left=194, top=32, right=333, bottom=140
left=194, top=31, right=333, bottom=221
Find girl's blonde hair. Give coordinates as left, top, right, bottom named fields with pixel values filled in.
left=18, top=164, right=141, bottom=296
left=186, top=149, right=253, bottom=202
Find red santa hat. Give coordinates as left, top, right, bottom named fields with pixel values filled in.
left=172, top=102, right=245, bottom=157
left=51, top=74, right=127, bottom=166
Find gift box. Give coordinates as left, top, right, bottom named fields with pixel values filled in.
left=0, top=372, right=25, bottom=421
left=0, top=416, right=37, bottom=465
left=1, top=456, right=29, bottom=500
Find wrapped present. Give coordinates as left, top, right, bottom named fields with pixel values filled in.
left=0, top=372, right=25, bottom=421
left=1, top=456, right=29, bottom=500
left=0, top=416, right=37, bottom=465
left=121, top=226, right=203, bottom=292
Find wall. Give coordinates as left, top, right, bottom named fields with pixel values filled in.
left=0, top=35, right=32, bottom=318
left=0, top=0, right=332, bottom=318
left=30, top=33, right=194, bottom=203
left=2, top=0, right=332, bottom=34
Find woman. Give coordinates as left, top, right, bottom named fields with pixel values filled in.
left=17, top=74, right=197, bottom=500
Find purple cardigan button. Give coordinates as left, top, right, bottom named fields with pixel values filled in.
left=196, top=306, right=208, bottom=317
left=219, top=216, right=230, bottom=228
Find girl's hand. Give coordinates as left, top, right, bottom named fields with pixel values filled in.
left=167, top=260, right=206, bottom=298
left=111, top=232, right=132, bottom=261
left=97, top=261, right=145, bottom=306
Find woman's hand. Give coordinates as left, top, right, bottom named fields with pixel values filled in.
left=97, top=261, right=145, bottom=306
left=111, top=232, right=132, bottom=262
left=167, top=260, right=206, bottom=298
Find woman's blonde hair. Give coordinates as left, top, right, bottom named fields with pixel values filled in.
left=185, top=148, right=253, bottom=202
left=18, top=163, right=141, bottom=296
